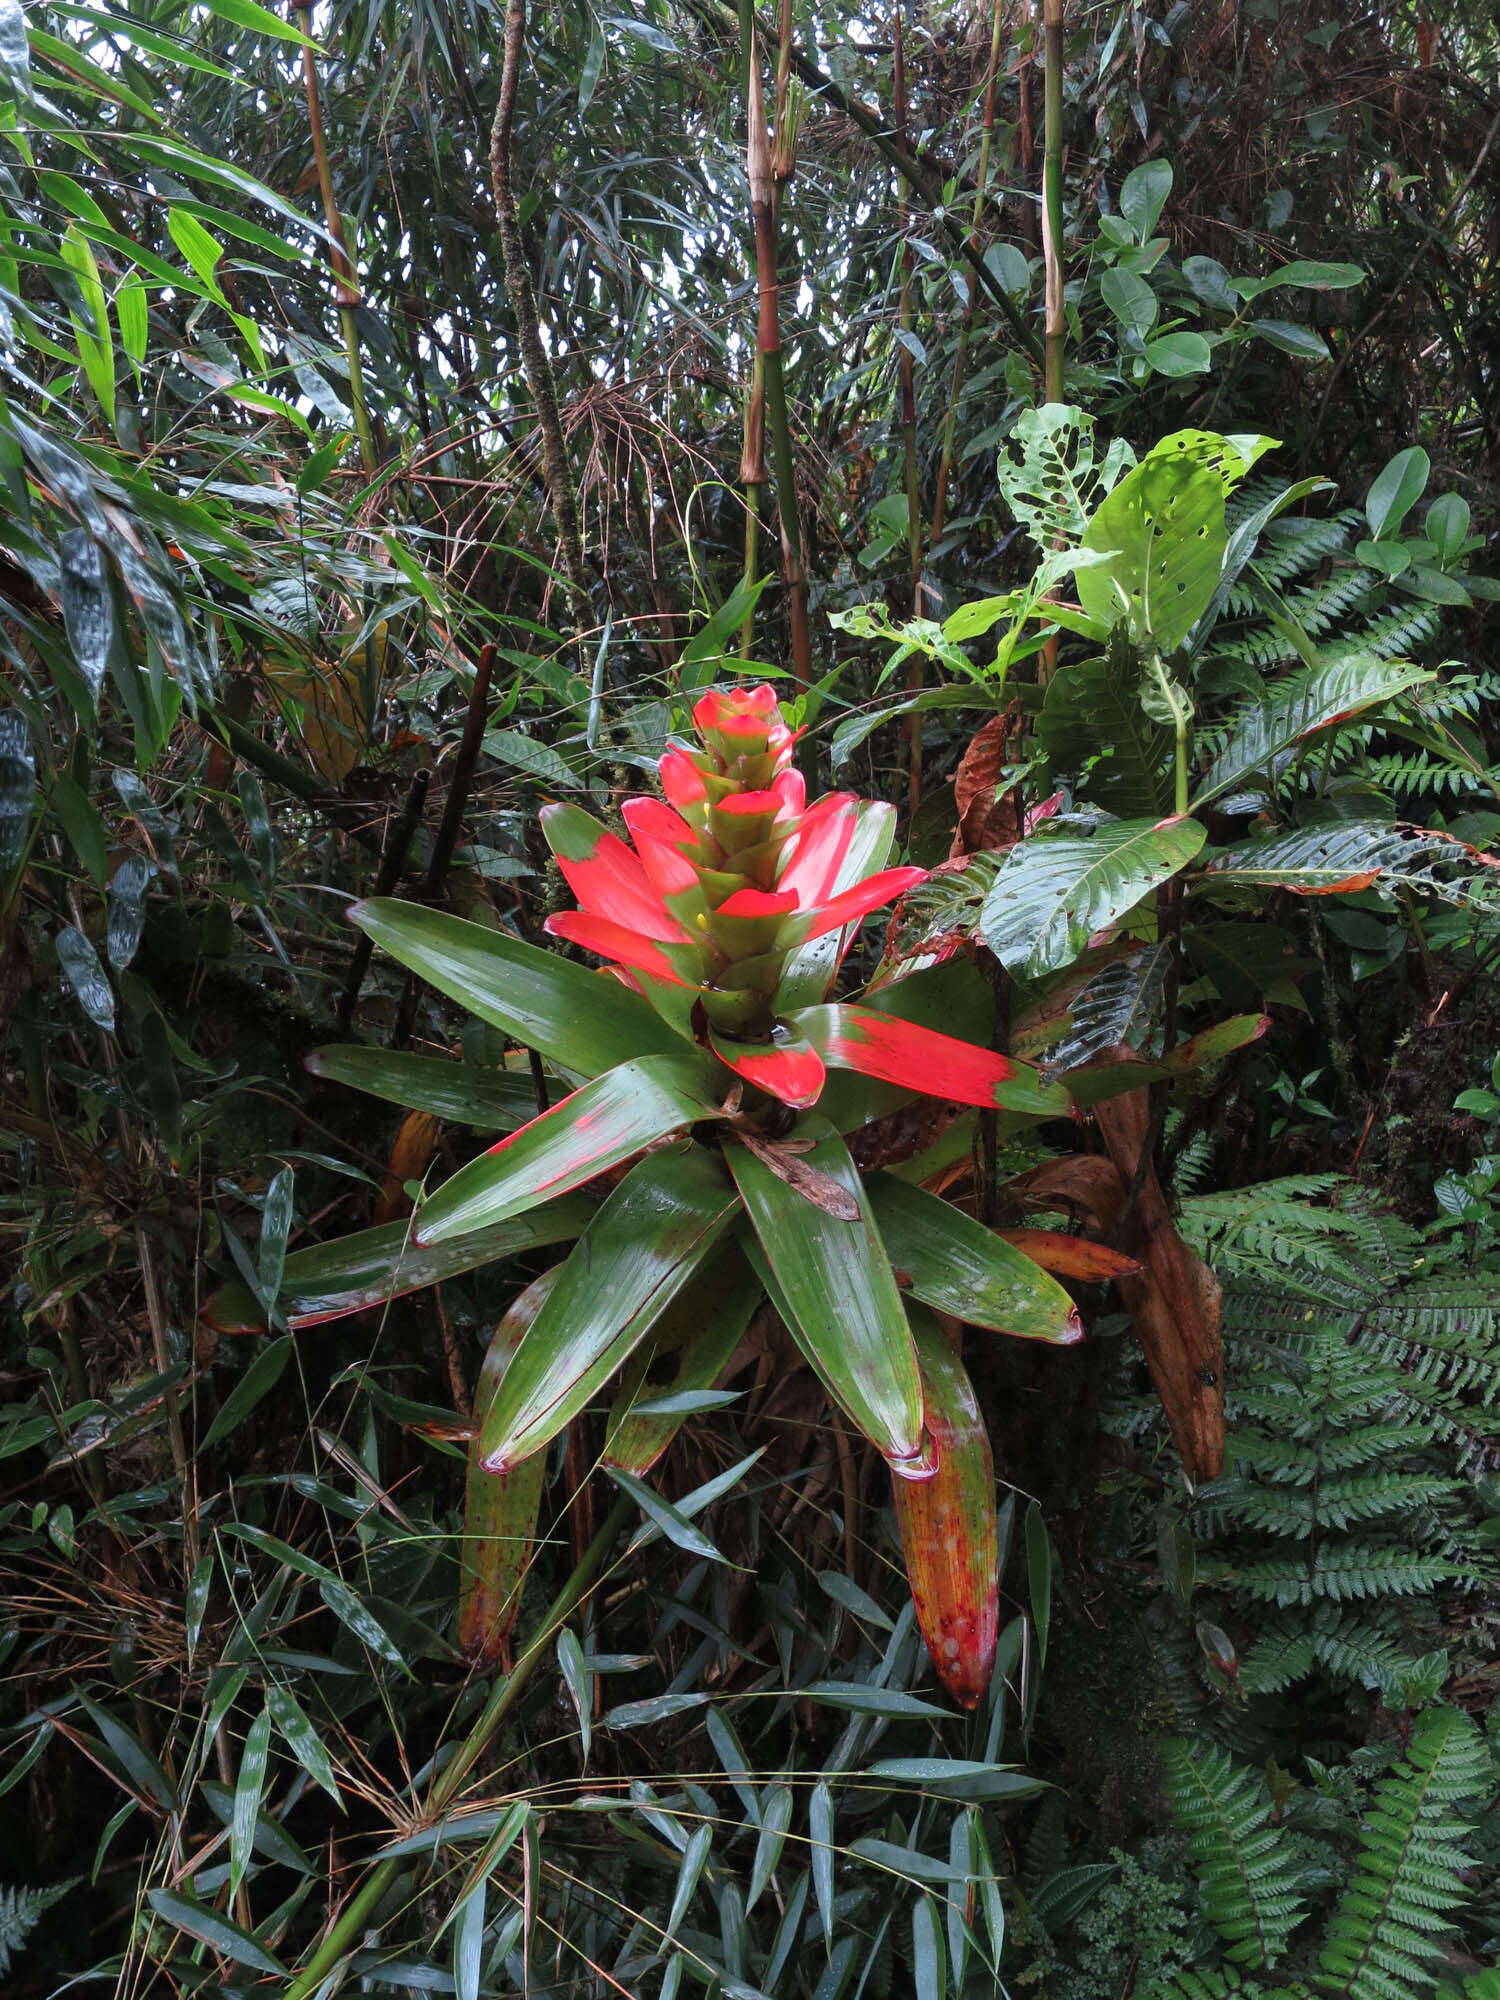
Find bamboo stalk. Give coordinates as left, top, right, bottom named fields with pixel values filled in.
left=489, top=0, right=589, bottom=607
left=931, top=0, right=1007, bottom=549
left=894, top=8, right=925, bottom=817
left=740, top=349, right=767, bottom=655
left=747, top=36, right=811, bottom=687
left=1040, top=0, right=1065, bottom=405
left=295, top=5, right=377, bottom=475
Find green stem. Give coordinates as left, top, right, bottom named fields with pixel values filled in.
left=281, top=1495, right=632, bottom=2000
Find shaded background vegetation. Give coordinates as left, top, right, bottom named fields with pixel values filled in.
left=2, top=0, right=1500, bottom=1993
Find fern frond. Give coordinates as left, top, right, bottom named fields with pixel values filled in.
left=0, top=1881, right=71, bottom=1978
left=1162, top=1740, right=1307, bottom=1970
left=1318, top=1706, right=1487, bottom=2000
left=1233, top=1544, right=1458, bottom=1607
left=1225, top=1472, right=1457, bottom=1537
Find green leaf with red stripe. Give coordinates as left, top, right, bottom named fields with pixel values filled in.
left=1059, top=1012, right=1271, bottom=1106
left=789, top=1002, right=1073, bottom=1118
left=866, top=1175, right=1083, bottom=1344
left=415, top=1054, right=725, bottom=1244
left=727, top=1115, right=927, bottom=1477
left=479, top=1144, right=740, bottom=1472
left=892, top=1309, right=999, bottom=1710
left=459, top=1270, right=561, bottom=1663
left=347, top=898, right=688, bottom=1075
left=709, top=1024, right=826, bottom=1108
left=201, top=1198, right=595, bottom=1333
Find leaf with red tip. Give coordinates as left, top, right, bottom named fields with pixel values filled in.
left=201, top=1199, right=595, bottom=1334
left=717, top=887, right=800, bottom=919
left=459, top=1270, right=560, bottom=1663
left=541, top=801, right=690, bottom=941
left=867, top=1175, right=1084, bottom=1343
left=791, top=1003, right=1073, bottom=1118
left=479, top=1144, right=739, bottom=1472
left=346, top=899, right=685, bottom=1075
left=603, top=1248, right=761, bottom=1475
left=727, top=1115, right=925, bottom=1474
left=544, top=910, right=701, bottom=986
left=710, top=1027, right=826, bottom=1108
left=893, top=1308, right=999, bottom=1709
left=660, top=747, right=708, bottom=809
left=786, top=866, right=929, bottom=944
left=414, top=1055, right=725, bottom=1245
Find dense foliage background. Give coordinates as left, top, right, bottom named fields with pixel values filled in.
left=2, top=0, right=1500, bottom=1994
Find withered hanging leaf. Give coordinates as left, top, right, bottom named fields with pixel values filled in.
left=732, top=1122, right=860, bottom=1220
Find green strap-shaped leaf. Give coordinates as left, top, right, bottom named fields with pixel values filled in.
left=347, top=898, right=688, bottom=1076
left=202, top=1197, right=595, bottom=1333
left=866, top=1176, right=1082, bottom=1343
left=1194, top=656, right=1434, bottom=808
left=305, top=1046, right=538, bottom=1131
left=981, top=818, right=1207, bottom=980
left=416, top=1055, right=724, bottom=1245
left=460, top=1270, right=561, bottom=1664
left=479, top=1144, right=740, bottom=1471
left=728, top=1115, right=925, bottom=1473
left=603, top=1245, right=762, bottom=1475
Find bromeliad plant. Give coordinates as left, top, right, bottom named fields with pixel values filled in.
left=209, top=684, right=1117, bottom=1706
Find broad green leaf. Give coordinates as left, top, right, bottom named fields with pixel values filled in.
left=1251, top=319, right=1329, bottom=360
left=146, top=1889, right=286, bottom=1975
left=50, top=773, right=108, bottom=889
left=415, top=1055, right=723, bottom=1244
left=74, top=1690, right=178, bottom=1811
left=1206, top=821, right=1447, bottom=898
left=865, top=1177, right=1081, bottom=1342
left=1366, top=446, right=1430, bottom=541
left=1195, top=656, right=1434, bottom=807
left=1100, top=265, right=1158, bottom=339
left=478, top=1145, right=739, bottom=1471
left=60, top=223, right=115, bottom=419
left=305, top=1045, right=536, bottom=1130
left=980, top=818, right=1207, bottom=979
left=318, top=1577, right=407, bottom=1669
left=1145, top=331, right=1212, bottom=377
left=116, top=268, right=148, bottom=363
left=1425, top=494, right=1471, bottom=565
left=199, top=1335, right=293, bottom=1450
left=0, top=0, right=33, bottom=100
left=1119, top=159, right=1172, bottom=240
left=1079, top=450, right=1226, bottom=649
left=167, top=207, right=226, bottom=290
left=347, top=899, right=687, bottom=1075
left=728, top=1115, right=924, bottom=1473
left=1239, top=258, right=1364, bottom=295
left=202, top=1198, right=594, bottom=1332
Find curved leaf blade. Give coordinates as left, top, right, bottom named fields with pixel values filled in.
left=867, top=1175, right=1082, bottom=1343
left=603, top=1247, right=762, bottom=1475
left=202, top=1199, right=595, bottom=1334
left=305, top=1047, right=537, bottom=1131
left=790, top=1002, right=1072, bottom=1118
left=417, top=1055, right=723, bottom=1244
left=479, top=1145, right=739, bottom=1471
left=728, top=1115, right=925, bottom=1474
left=1194, top=656, right=1434, bottom=809
left=347, top=899, right=687, bottom=1075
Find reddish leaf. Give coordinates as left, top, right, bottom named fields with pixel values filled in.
left=541, top=800, right=690, bottom=941
left=892, top=1309, right=999, bottom=1710
left=374, top=1110, right=439, bottom=1225
left=544, top=909, right=699, bottom=985
left=791, top=1003, right=1073, bottom=1118
left=709, top=1025, right=826, bottom=1108
left=783, top=866, right=928, bottom=944
left=995, top=1229, right=1141, bottom=1283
